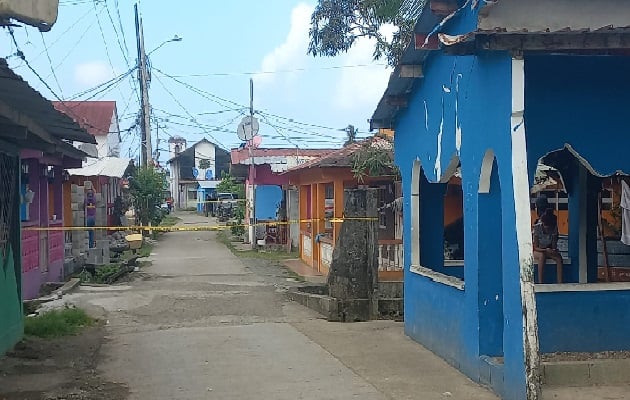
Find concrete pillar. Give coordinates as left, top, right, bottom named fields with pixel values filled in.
left=327, top=189, right=379, bottom=321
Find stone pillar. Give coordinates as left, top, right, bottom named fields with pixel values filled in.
left=327, top=188, right=379, bottom=322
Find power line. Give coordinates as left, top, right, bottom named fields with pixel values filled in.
left=39, top=31, right=64, bottom=98
left=92, top=0, right=126, bottom=102
left=169, top=63, right=389, bottom=78
left=103, top=0, right=130, bottom=66
left=67, top=67, right=136, bottom=100
left=152, top=67, right=355, bottom=137
left=152, top=72, right=230, bottom=149
left=152, top=67, right=246, bottom=112
left=8, top=27, right=63, bottom=101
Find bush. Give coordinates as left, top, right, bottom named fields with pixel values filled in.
left=24, top=307, right=94, bottom=338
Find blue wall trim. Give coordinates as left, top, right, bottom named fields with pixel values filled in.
left=537, top=290, right=630, bottom=353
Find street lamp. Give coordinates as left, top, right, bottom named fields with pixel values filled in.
left=147, top=35, right=183, bottom=56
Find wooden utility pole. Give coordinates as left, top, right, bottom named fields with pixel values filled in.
left=135, top=3, right=152, bottom=167
left=249, top=78, right=257, bottom=248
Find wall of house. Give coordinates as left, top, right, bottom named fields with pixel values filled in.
left=525, top=55, right=630, bottom=178
left=252, top=164, right=287, bottom=186
left=255, top=185, right=283, bottom=220
left=287, top=188, right=299, bottom=250
left=107, top=112, right=120, bottom=157
left=95, top=135, right=108, bottom=159
left=194, top=141, right=216, bottom=180
left=0, top=149, right=23, bottom=356
left=395, top=44, right=529, bottom=399
left=537, top=288, right=630, bottom=353
left=0, top=246, right=22, bottom=355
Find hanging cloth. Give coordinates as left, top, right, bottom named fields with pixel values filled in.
left=620, top=180, right=630, bottom=245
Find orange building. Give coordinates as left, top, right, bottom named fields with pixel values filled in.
left=284, top=140, right=404, bottom=281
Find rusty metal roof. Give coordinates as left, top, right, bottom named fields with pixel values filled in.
left=284, top=137, right=393, bottom=173
left=0, top=58, right=95, bottom=144
left=52, top=101, right=116, bottom=137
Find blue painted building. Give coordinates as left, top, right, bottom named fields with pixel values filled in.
left=371, top=1, right=630, bottom=399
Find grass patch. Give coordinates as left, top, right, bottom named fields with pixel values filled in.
left=24, top=307, right=94, bottom=338
left=217, top=231, right=299, bottom=261
left=160, top=215, right=181, bottom=227
left=136, top=242, right=153, bottom=258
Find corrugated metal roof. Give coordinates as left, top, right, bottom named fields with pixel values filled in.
left=285, top=137, right=393, bottom=173
left=52, top=101, right=116, bottom=137
left=0, top=59, right=95, bottom=144
left=477, top=0, right=630, bottom=34
left=67, top=157, right=131, bottom=178
left=230, top=147, right=335, bottom=165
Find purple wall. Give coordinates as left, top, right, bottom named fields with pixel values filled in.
left=251, top=164, right=288, bottom=186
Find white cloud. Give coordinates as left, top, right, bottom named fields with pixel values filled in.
left=74, top=61, right=116, bottom=88
left=334, top=25, right=396, bottom=111
left=258, top=3, right=313, bottom=84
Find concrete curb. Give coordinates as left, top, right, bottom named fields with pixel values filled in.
left=543, top=358, right=630, bottom=386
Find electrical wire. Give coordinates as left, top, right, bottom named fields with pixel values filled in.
left=152, top=72, right=228, bottom=149
left=168, top=63, right=388, bottom=78
left=8, top=27, right=64, bottom=101
left=39, top=31, right=64, bottom=99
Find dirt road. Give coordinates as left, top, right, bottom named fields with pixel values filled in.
left=1, top=212, right=496, bottom=400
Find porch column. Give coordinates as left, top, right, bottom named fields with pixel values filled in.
left=310, top=184, right=319, bottom=270
left=507, top=56, right=541, bottom=400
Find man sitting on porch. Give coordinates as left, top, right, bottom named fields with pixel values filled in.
left=533, top=208, right=563, bottom=284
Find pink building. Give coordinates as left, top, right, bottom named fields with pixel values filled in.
left=230, top=147, right=334, bottom=247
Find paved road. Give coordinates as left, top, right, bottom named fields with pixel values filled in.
left=71, top=212, right=497, bottom=400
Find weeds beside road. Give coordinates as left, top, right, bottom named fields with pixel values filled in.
left=217, top=231, right=299, bottom=261
left=24, top=307, right=94, bottom=339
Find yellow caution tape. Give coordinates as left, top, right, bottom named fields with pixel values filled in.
left=22, top=217, right=379, bottom=232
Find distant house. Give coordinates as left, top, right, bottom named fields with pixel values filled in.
left=168, top=138, right=230, bottom=209
left=52, top=101, right=121, bottom=158
left=230, top=147, right=334, bottom=248
left=283, top=139, right=404, bottom=280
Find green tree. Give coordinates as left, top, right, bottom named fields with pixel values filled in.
left=216, top=171, right=245, bottom=199
left=130, top=166, right=167, bottom=226
left=308, top=0, right=425, bottom=66
left=216, top=172, right=246, bottom=236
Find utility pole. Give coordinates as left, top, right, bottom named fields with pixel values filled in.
left=135, top=3, right=152, bottom=167
left=249, top=78, right=257, bottom=248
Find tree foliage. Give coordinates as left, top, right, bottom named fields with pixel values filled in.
left=351, top=139, right=399, bottom=182
left=216, top=171, right=245, bottom=199
left=216, top=172, right=246, bottom=236
left=130, top=166, right=167, bottom=226
left=308, top=0, right=425, bottom=66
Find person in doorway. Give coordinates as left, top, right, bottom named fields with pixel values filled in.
left=166, top=196, right=173, bottom=213
left=534, top=193, right=549, bottom=223
left=204, top=194, right=211, bottom=217
left=533, top=208, right=563, bottom=283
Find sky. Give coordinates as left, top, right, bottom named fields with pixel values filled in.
left=0, top=0, right=393, bottom=164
